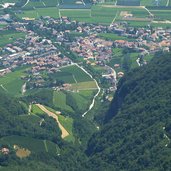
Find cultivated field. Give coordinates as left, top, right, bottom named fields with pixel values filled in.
left=141, top=0, right=168, bottom=6
left=0, top=66, right=29, bottom=96
left=59, top=65, right=93, bottom=83
left=0, top=135, right=60, bottom=155
left=0, top=30, right=25, bottom=47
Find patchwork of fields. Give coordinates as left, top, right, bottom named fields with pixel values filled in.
left=15, top=4, right=171, bottom=27
left=0, top=30, right=25, bottom=48
left=0, top=135, right=60, bottom=155
left=0, top=66, right=29, bottom=96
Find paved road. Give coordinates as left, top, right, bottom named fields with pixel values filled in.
left=22, top=0, right=30, bottom=8
left=73, top=63, right=101, bottom=117
left=36, top=104, right=69, bottom=139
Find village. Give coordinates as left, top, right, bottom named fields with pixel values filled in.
left=0, top=15, right=171, bottom=90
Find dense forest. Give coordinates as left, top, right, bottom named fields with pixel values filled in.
left=86, top=53, right=171, bottom=171
left=0, top=52, right=171, bottom=170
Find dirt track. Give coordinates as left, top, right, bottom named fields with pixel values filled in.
left=36, top=104, right=69, bottom=139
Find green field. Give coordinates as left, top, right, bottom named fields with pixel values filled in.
left=18, top=114, right=41, bottom=124
left=0, top=66, right=29, bottom=96
left=53, top=89, right=95, bottom=114
left=0, top=30, right=25, bottom=47
left=71, top=81, right=97, bottom=90
left=23, top=0, right=59, bottom=8
left=59, top=65, right=92, bottom=83
left=141, top=0, right=168, bottom=6
left=17, top=7, right=59, bottom=19
left=38, top=105, right=75, bottom=142
left=150, top=10, right=171, bottom=21
left=0, top=135, right=60, bottom=155
left=0, top=0, right=18, bottom=3
left=58, top=115, right=74, bottom=142
left=0, top=24, right=7, bottom=28
left=60, top=9, right=91, bottom=18
left=53, top=91, right=74, bottom=112
left=31, top=104, right=45, bottom=116
left=16, top=5, right=151, bottom=26
left=98, top=33, right=127, bottom=41
left=49, top=65, right=92, bottom=84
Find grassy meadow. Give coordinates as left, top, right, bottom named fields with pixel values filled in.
left=0, top=66, right=29, bottom=96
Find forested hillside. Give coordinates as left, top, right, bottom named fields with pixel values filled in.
left=1, top=52, right=171, bottom=170
left=0, top=90, right=86, bottom=171
left=86, top=53, right=171, bottom=171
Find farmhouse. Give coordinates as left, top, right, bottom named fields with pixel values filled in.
left=117, top=0, right=140, bottom=6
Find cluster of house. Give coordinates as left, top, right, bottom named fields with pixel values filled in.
left=1, top=16, right=171, bottom=89
left=113, top=28, right=171, bottom=54
left=0, top=147, right=10, bottom=155
left=0, top=30, right=71, bottom=77
left=70, top=34, right=113, bottom=64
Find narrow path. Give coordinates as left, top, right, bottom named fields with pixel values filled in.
left=72, top=63, right=101, bottom=117
left=163, top=127, right=170, bottom=147
left=28, top=104, right=32, bottom=115
left=166, top=0, right=170, bottom=7
left=142, top=6, right=154, bottom=17
left=136, top=58, right=141, bottom=66
left=59, top=10, right=61, bottom=19
left=110, top=11, right=118, bottom=27
left=81, top=0, right=86, bottom=6
left=36, top=104, right=69, bottom=138
left=72, top=74, right=78, bottom=83
left=0, top=84, right=8, bottom=92
left=43, top=140, right=48, bottom=152
left=42, top=2, right=46, bottom=7
left=21, top=82, right=26, bottom=95
left=22, top=0, right=30, bottom=8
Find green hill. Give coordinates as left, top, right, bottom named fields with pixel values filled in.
left=86, top=52, right=171, bottom=171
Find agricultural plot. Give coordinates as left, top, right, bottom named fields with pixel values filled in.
left=75, top=6, right=149, bottom=24
left=140, top=0, right=168, bottom=6
left=17, top=4, right=151, bottom=26
left=151, top=10, right=171, bottom=21
left=60, top=9, right=91, bottom=18
left=31, top=104, right=46, bottom=116
left=53, top=91, right=74, bottom=112
left=70, top=81, right=97, bottom=90
left=24, top=1, right=45, bottom=8
left=43, top=0, right=59, bottom=6
left=37, top=105, right=75, bottom=142
left=125, top=20, right=150, bottom=27
left=0, top=0, right=18, bottom=3
left=18, top=115, right=41, bottom=124
left=0, top=24, right=6, bottom=28
left=65, top=91, right=90, bottom=112
left=98, top=33, right=127, bottom=40
left=58, top=115, right=74, bottom=142
left=24, top=0, right=59, bottom=8
left=0, top=30, right=25, bottom=47
left=73, top=16, right=114, bottom=24
left=60, top=65, right=92, bottom=83
left=0, top=135, right=60, bottom=155
left=0, top=66, right=29, bottom=96
left=17, top=7, right=59, bottom=19
left=53, top=89, right=95, bottom=114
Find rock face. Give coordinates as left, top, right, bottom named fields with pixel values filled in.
left=86, top=53, right=171, bottom=171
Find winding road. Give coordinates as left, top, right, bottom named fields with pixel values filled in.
left=166, top=0, right=170, bottom=7
left=71, top=63, right=101, bottom=117
left=36, top=104, right=69, bottom=139
left=22, top=0, right=30, bottom=8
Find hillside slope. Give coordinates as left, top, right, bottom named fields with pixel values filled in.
left=86, top=53, right=171, bottom=171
